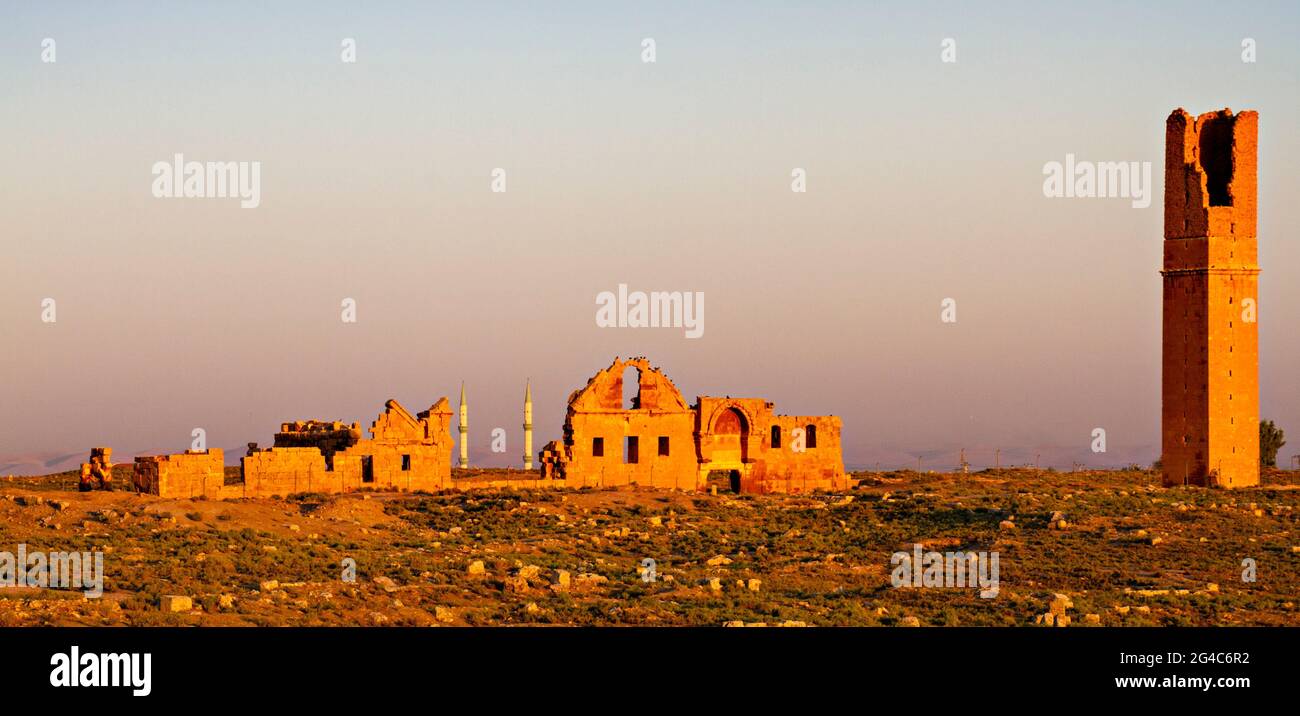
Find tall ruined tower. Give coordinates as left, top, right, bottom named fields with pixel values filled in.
left=1162, top=108, right=1259, bottom=488
left=522, top=380, right=533, bottom=470
left=458, top=382, right=469, bottom=469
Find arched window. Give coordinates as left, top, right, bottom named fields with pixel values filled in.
left=806, top=424, right=817, bottom=449
left=771, top=425, right=782, bottom=449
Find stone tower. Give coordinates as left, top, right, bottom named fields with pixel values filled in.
left=458, top=382, right=469, bottom=469
left=522, top=380, right=533, bottom=470
left=1161, top=108, right=1259, bottom=488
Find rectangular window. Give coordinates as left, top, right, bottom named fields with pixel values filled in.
left=624, top=436, right=639, bottom=464
left=401, top=455, right=411, bottom=471
left=592, top=437, right=604, bottom=457
left=658, top=436, right=670, bottom=457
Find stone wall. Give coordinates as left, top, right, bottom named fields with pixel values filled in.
left=133, top=449, right=225, bottom=498
left=1161, top=108, right=1259, bottom=488
left=542, top=357, right=847, bottom=494
left=134, top=396, right=455, bottom=499
left=273, top=420, right=362, bottom=468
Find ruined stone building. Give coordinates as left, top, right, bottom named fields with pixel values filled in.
left=538, top=357, right=846, bottom=493
left=1161, top=108, right=1259, bottom=488
left=134, top=398, right=455, bottom=498
left=126, top=358, right=846, bottom=498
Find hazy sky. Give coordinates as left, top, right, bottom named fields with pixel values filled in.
left=2, top=1, right=1297, bottom=472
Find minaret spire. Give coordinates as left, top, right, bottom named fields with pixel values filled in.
left=522, top=379, right=533, bottom=470
left=458, top=382, right=469, bottom=469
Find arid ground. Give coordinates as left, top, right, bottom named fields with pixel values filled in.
left=1, top=467, right=1297, bottom=626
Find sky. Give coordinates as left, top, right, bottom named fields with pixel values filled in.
left=1, top=1, right=1297, bottom=473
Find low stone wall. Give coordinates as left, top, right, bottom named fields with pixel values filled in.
left=134, top=449, right=225, bottom=498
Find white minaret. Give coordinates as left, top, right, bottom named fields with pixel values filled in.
left=458, top=382, right=469, bottom=469
left=522, top=379, right=533, bottom=470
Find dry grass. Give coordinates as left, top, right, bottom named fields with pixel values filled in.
left=0, top=466, right=1297, bottom=626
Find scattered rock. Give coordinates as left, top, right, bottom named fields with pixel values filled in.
left=706, top=555, right=732, bottom=566
left=898, top=616, right=921, bottom=627
left=467, top=560, right=486, bottom=576
left=161, top=595, right=192, bottom=612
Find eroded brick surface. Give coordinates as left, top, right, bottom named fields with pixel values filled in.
left=539, top=357, right=847, bottom=493
left=1162, top=108, right=1260, bottom=488
left=134, top=398, right=455, bottom=498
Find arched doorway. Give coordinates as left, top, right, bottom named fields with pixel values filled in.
left=712, top=407, right=749, bottom=464
left=705, top=469, right=741, bottom=493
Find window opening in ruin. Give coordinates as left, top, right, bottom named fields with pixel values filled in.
left=624, top=436, right=639, bottom=464
left=1198, top=116, right=1234, bottom=207
left=658, top=436, right=669, bottom=456
left=622, top=366, right=641, bottom=410
left=362, top=456, right=374, bottom=483
left=592, top=437, right=604, bottom=457
left=401, top=454, right=411, bottom=471
left=806, top=424, right=818, bottom=448
left=771, top=425, right=782, bottom=449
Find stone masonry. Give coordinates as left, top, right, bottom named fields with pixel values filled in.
left=128, top=358, right=847, bottom=498
left=538, top=357, right=847, bottom=493
left=134, top=397, right=454, bottom=498
left=1161, top=108, right=1260, bottom=488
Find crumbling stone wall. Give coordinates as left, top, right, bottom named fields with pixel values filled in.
left=697, top=398, right=845, bottom=494
left=133, top=449, right=225, bottom=498
left=541, top=357, right=846, bottom=493
left=273, top=420, right=362, bottom=468
left=1162, top=108, right=1259, bottom=488
left=134, top=397, right=454, bottom=499
left=79, top=447, right=114, bottom=491
left=234, top=448, right=334, bottom=497
left=543, top=358, right=699, bottom=489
